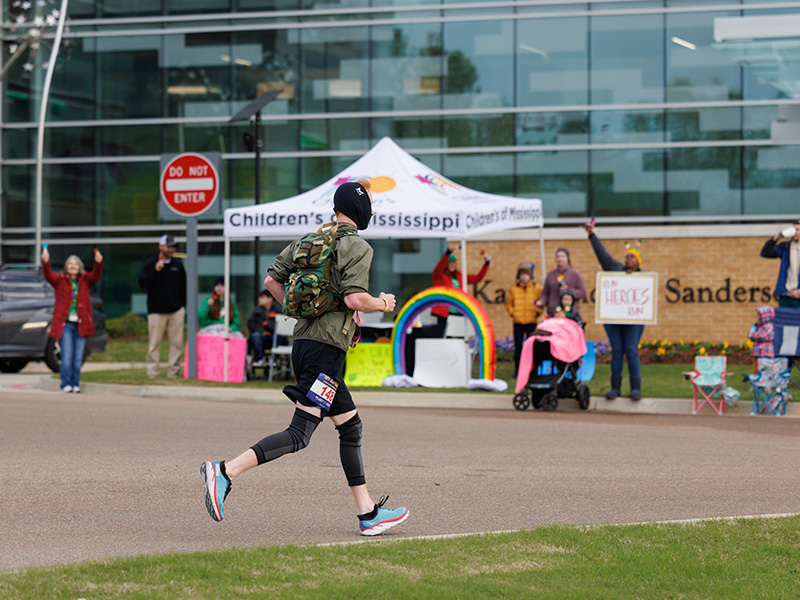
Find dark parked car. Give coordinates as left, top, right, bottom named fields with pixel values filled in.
left=0, top=267, right=107, bottom=373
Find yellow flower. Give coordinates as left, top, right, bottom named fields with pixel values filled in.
left=652, top=339, right=658, bottom=346
left=661, top=340, right=670, bottom=347
left=698, top=347, right=706, bottom=355
left=657, top=347, right=666, bottom=356
left=723, top=342, right=729, bottom=349
left=693, top=339, right=700, bottom=346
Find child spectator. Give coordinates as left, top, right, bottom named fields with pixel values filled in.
left=505, top=262, right=543, bottom=371
left=554, top=287, right=584, bottom=329
left=247, top=289, right=278, bottom=367
left=748, top=305, right=775, bottom=373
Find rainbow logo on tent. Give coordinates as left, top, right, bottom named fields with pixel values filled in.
left=391, top=286, right=496, bottom=380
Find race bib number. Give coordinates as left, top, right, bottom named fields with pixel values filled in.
left=307, top=373, right=338, bottom=411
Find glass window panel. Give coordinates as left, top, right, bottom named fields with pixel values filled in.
left=96, top=35, right=162, bottom=119
left=229, top=156, right=299, bottom=208
left=228, top=119, right=300, bottom=154
left=163, top=122, right=229, bottom=153
left=516, top=15, right=588, bottom=107
left=49, top=39, right=97, bottom=122
left=97, top=0, right=161, bottom=17
left=99, top=161, right=161, bottom=226
left=666, top=10, right=741, bottom=103
left=590, top=13, right=664, bottom=104
left=743, top=145, right=800, bottom=215
left=2, top=165, right=33, bottom=228
left=239, top=0, right=303, bottom=10
left=743, top=105, right=775, bottom=140
left=165, top=32, right=234, bottom=119
left=371, top=23, right=443, bottom=112
left=591, top=110, right=663, bottom=145
left=665, top=147, right=741, bottom=216
left=442, top=152, right=513, bottom=196
left=371, top=116, right=443, bottom=149
left=591, top=149, right=664, bottom=216
left=517, top=151, right=589, bottom=219
left=299, top=26, right=370, bottom=115
left=442, top=20, right=514, bottom=109
left=444, top=114, right=513, bottom=149
left=166, top=0, right=231, bottom=14
left=98, top=124, right=162, bottom=156
left=666, top=108, right=740, bottom=143
left=3, top=128, right=32, bottom=160
left=43, top=163, right=98, bottom=227
left=231, top=30, right=299, bottom=116
left=299, top=118, right=369, bottom=152
left=517, top=110, right=588, bottom=147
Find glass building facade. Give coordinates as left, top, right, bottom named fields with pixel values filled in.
left=2, top=0, right=799, bottom=317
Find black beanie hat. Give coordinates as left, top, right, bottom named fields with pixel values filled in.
left=333, top=182, right=372, bottom=230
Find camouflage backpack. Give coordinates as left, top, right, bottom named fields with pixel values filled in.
left=282, top=222, right=356, bottom=319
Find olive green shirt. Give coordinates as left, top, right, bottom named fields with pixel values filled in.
left=268, top=223, right=373, bottom=351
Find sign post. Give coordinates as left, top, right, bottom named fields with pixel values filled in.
left=160, top=152, right=222, bottom=379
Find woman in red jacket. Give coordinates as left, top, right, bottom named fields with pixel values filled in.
left=42, top=247, right=103, bottom=393
left=430, top=244, right=491, bottom=336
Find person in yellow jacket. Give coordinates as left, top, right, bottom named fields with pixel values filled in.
left=506, top=262, right=543, bottom=371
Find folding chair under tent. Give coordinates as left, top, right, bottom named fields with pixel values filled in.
left=215, top=137, right=545, bottom=382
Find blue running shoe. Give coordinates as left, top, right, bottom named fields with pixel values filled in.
left=200, top=461, right=231, bottom=522
left=358, top=495, right=409, bottom=536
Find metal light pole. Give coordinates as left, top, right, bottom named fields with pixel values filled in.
left=34, top=0, right=69, bottom=267
left=229, top=90, right=282, bottom=299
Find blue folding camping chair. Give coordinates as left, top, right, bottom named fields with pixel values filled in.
left=745, top=357, right=793, bottom=417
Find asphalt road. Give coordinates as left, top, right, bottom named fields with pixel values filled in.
left=3, top=387, right=800, bottom=572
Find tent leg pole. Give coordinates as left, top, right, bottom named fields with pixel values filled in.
left=224, top=236, right=230, bottom=383
left=538, top=223, right=545, bottom=287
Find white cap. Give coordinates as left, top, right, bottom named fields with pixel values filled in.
left=159, top=234, right=176, bottom=246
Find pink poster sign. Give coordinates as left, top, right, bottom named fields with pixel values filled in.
left=184, top=335, right=247, bottom=382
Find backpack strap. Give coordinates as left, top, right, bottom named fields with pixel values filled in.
left=321, top=222, right=356, bottom=336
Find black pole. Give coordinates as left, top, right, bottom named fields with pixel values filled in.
left=254, top=113, right=261, bottom=300
left=228, top=90, right=281, bottom=303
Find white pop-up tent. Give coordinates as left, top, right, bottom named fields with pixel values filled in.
left=216, top=137, right=545, bottom=380
left=223, top=136, right=545, bottom=288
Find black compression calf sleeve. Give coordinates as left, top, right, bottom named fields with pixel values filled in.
left=335, top=413, right=365, bottom=486
left=251, top=409, right=321, bottom=465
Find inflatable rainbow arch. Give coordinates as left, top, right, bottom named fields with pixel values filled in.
left=391, top=286, right=496, bottom=380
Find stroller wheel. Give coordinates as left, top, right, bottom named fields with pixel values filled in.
left=577, top=385, right=590, bottom=410
left=541, top=392, right=558, bottom=412
left=513, top=393, right=530, bottom=411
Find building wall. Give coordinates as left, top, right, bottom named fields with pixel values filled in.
left=462, top=234, right=776, bottom=346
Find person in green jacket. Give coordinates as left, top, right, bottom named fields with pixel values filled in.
left=199, top=276, right=241, bottom=331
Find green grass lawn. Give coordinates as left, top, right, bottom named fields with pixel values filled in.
left=81, top=338, right=768, bottom=400
left=2, top=516, right=798, bottom=599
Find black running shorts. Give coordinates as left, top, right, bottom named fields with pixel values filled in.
left=282, top=339, right=356, bottom=418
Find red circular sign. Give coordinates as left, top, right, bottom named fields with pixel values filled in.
left=160, top=153, right=219, bottom=217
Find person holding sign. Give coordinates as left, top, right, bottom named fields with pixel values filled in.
left=200, top=180, right=409, bottom=536
left=582, top=222, right=644, bottom=401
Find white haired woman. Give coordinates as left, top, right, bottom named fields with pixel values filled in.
left=42, top=247, right=103, bottom=393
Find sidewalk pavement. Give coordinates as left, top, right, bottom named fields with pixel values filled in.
left=18, top=361, right=800, bottom=418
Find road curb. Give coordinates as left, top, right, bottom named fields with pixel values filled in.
left=33, top=375, right=800, bottom=417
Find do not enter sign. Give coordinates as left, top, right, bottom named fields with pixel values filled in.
left=160, top=153, right=220, bottom=217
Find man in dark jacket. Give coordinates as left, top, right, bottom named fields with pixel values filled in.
left=761, top=220, right=800, bottom=308
left=138, top=234, right=186, bottom=378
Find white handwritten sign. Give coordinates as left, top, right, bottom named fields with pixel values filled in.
left=594, top=272, right=658, bottom=325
